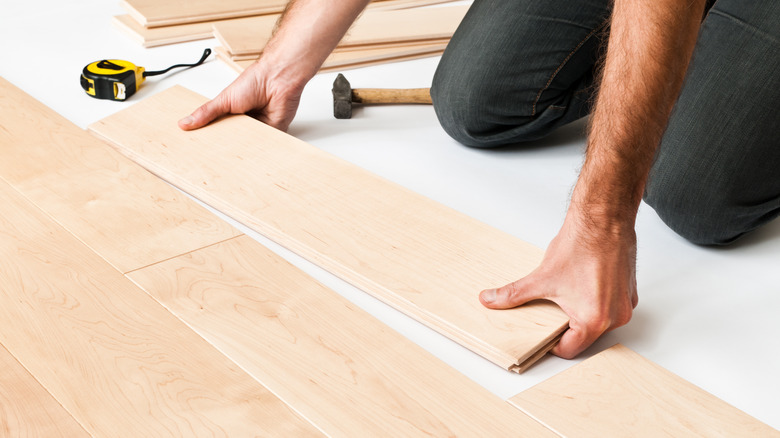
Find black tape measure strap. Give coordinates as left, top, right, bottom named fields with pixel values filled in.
left=143, top=48, right=212, bottom=77
left=81, top=48, right=212, bottom=101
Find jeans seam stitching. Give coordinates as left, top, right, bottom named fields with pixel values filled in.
left=532, top=18, right=609, bottom=116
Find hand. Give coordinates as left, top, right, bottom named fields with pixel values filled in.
left=479, top=214, right=639, bottom=359
left=178, top=60, right=307, bottom=132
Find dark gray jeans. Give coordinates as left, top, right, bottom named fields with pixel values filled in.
left=431, top=0, right=780, bottom=245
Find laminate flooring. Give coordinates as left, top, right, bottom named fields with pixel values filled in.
left=0, top=76, right=554, bottom=436
left=89, top=85, right=570, bottom=372
left=0, top=178, right=321, bottom=437
left=509, top=344, right=780, bottom=437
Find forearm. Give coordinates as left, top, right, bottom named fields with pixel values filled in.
left=571, top=0, right=707, bottom=232
left=260, top=0, right=371, bottom=85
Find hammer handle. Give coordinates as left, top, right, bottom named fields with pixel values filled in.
left=352, top=88, right=432, bottom=104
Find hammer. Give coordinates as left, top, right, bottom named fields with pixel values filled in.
left=332, top=73, right=432, bottom=119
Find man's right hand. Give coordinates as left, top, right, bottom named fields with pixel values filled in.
left=178, top=61, right=306, bottom=132
left=177, top=0, right=371, bottom=133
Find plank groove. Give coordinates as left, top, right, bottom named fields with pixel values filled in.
left=0, top=77, right=240, bottom=274
left=128, top=235, right=556, bottom=436
left=509, top=344, right=780, bottom=437
left=89, top=86, right=569, bottom=372
left=0, top=180, right=322, bottom=437
left=0, top=342, right=90, bottom=437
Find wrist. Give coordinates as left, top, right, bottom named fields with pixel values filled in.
left=564, top=196, right=638, bottom=245
left=250, top=52, right=312, bottom=98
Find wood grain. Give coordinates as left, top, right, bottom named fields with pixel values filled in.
left=89, top=86, right=569, bottom=372
left=129, top=235, right=556, bottom=436
left=510, top=344, right=780, bottom=437
left=0, top=179, right=321, bottom=437
left=0, top=77, right=240, bottom=274
left=214, top=4, right=468, bottom=56
left=0, top=342, right=90, bottom=437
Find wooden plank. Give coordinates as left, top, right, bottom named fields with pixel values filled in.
left=0, top=77, right=240, bottom=274
left=89, top=86, right=569, bottom=372
left=120, top=0, right=288, bottom=28
left=215, top=4, right=468, bottom=56
left=0, top=342, right=90, bottom=437
left=509, top=344, right=780, bottom=437
left=113, top=14, right=218, bottom=47
left=225, top=41, right=446, bottom=65
left=121, top=0, right=454, bottom=28
left=0, top=180, right=321, bottom=437
left=226, top=40, right=448, bottom=61
left=212, top=14, right=277, bottom=55
left=368, top=0, right=460, bottom=11
left=216, top=46, right=445, bottom=74
left=332, top=37, right=450, bottom=52
left=128, top=235, right=557, bottom=436
left=113, top=1, right=458, bottom=47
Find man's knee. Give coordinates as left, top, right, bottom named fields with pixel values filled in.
left=644, top=164, right=766, bottom=246
left=431, top=66, right=533, bottom=148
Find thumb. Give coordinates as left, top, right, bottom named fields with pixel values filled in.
left=479, top=277, right=540, bottom=309
left=178, top=96, right=230, bottom=131
left=551, top=321, right=601, bottom=359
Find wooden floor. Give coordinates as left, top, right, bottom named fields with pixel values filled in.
left=2, top=75, right=777, bottom=436
left=0, top=77, right=555, bottom=436
left=89, top=85, right=570, bottom=373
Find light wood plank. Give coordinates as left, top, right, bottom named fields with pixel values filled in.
left=509, top=344, right=780, bottom=437
left=221, top=41, right=446, bottom=68
left=120, top=0, right=454, bottom=28
left=113, top=1, right=458, bottom=47
left=212, top=14, right=276, bottom=55
left=217, top=46, right=445, bottom=74
left=129, top=235, right=556, bottom=436
left=120, top=0, right=288, bottom=28
left=0, top=179, right=321, bottom=437
left=227, top=41, right=447, bottom=62
left=214, top=4, right=468, bottom=56
left=113, top=14, right=218, bottom=47
left=89, top=86, right=569, bottom=372
left=0, top=342, right=90, bottom=437
left=0, top=77, right=240, bottom=274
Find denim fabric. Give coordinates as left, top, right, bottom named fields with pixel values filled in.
left=432, top=0, right=779, bottom=244
left=431, top=0, right=612, bottom=146
left=644, top=0, right=780, bottom=244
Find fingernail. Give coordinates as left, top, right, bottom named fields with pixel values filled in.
left=481, top=289, right=496, bottom=303
left=179, top=115, right=194, bottom=125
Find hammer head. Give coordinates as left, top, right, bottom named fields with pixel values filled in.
left=332, top=73, right=353, bottom=119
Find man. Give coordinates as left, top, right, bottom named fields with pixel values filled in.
left=179, top=0, right=779, bottom=358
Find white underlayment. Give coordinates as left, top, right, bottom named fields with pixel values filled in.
left=1, top=0, right=777, bottom=429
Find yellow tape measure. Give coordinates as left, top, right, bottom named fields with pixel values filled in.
left=80, top=48, right=211, bottom=101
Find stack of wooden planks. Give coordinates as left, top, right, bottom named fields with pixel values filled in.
left=214, top=4, right=469, bottom=73
left=112, top=0, right=468, bottom=73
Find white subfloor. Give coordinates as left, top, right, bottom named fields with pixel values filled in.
left=2, top=0, right=778, bottom=430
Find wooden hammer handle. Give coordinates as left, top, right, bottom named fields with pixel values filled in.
left=352, top=88, right=432, bottom=104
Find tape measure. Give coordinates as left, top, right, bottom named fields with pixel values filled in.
left=80, top=48, right=211, bottom=101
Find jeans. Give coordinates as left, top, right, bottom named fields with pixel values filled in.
left=431, top=0, right=780, bottom=245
